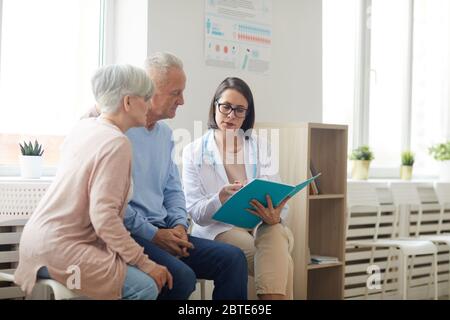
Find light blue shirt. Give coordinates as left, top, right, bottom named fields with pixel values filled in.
left=124, top=122, right=188, bottom=242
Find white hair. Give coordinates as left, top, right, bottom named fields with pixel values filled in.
left=144, top=52, right=183, bottom=85
left=91, top=64, right=154, bottom=114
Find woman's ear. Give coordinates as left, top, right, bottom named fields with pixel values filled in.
left=123, top=95, right=131, bottom=112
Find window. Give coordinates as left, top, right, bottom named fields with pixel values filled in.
left=323, top=0, right=450, bottom=178
left=322, top=0, right=358, bottom=155
left=368, top=0, right=410, bottom=169
left=0, top=0, right=104, bottom=172
left=411, top=0, right=449, bottom=177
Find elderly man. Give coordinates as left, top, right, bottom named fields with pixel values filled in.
left=85, top=53, right=247, bottom=300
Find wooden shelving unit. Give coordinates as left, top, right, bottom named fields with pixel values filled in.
left=255, top=122, right=348, bottom=300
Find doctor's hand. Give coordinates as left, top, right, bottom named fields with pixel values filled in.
left=219, top=181, right=244, bottom=204
left=152, top=228, right=194, bottom=257
left=246, top=195, right=290, bottom=225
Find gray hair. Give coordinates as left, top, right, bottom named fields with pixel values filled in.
left=91, top=64, right=154, bottom=114
left=144, top=52, right=183, bottom=85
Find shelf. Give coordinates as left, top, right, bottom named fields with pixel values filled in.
left=309, top=194, right=345, bottom=200
left=254, top=122, right=348, bottom=299
left=307, top=262, right=343, bottom=270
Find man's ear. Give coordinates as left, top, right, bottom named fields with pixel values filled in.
left=123, top=95, right=131, bottom=112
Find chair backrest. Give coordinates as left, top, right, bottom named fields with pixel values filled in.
left=389, top=182, right=421, bottom=206
left=390, top=183, right=423, bottom=236
left=434, top=183, right=450, bottom=207
left=347, top=183, right=383, bottom=240
left=347, top=183, right=380, bottom=209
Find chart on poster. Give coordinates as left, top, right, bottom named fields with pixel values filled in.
left=204, top=0, right=272, bottom=74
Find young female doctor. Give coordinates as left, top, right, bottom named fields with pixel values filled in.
left=182, top=77, right=294, bottom=300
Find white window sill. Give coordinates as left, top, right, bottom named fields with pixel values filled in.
left=347, top=179, right=446, bottom=189
left=0, top=166, right=57, bottom=177
left=347, top=170, right=439, bottom=181
left=0, top=176, right=55, bottom=183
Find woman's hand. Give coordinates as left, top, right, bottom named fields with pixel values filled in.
left=148, top=263, right=173, bottom=292
left=246, top=195, right=290, bottom=225
left=219, top=181, right=243, bottom=204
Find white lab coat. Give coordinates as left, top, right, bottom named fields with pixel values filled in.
left=182, top=130, right=289, bottom=240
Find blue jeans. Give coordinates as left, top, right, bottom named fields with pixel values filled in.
left=133, top=235, right=248, bottom=300
left=37, top=265, right=158, bottom=300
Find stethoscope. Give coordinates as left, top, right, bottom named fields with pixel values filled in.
left=200, top=129, right=258, bottom=180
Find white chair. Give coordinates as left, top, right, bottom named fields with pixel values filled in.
left=196, top=279, right=206, bottom=300
left=346, top=183, right=438, bottom=300
left=390, top=182, right=450, bottom=299
left=434, top=183, right=450, bottom=234
left=0, top=271, right=80, bottom=300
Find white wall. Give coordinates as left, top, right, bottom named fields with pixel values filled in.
left=147, top=0, right=322, bottom=133
left=106, top=0, right=148, bottom=66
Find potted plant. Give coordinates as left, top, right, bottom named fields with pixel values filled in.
left=400, top=151, right=415, bottom=180
left=429, top=141, right=450, bottom=181
left=350, top=145, right=374, bottom=180
left=19, top=140, right=44, bottom=179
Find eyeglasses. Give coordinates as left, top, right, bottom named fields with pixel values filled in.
left=215, top=101, right=248, bottom=118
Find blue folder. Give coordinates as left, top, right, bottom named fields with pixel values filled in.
left=212, top=173, right=322, bottom=229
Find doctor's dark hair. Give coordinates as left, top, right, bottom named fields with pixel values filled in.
left=207, top=77, right=255, bottom=139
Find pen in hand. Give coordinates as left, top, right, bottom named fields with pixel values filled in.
left=219, top=181, right=244, bottom=204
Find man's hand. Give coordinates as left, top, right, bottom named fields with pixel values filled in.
left=173, top=225, right=190, bottom=257
left=246, top=195, right=290, bottom=225
left=147, top=263, right=173, bottom=292
left=152, top=227, right=194, bottom=257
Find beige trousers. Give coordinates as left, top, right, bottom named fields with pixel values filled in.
left=215, top=223, right=294, bottom=299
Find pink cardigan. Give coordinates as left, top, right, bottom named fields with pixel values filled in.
left=14, top=118, right=156, bottom=299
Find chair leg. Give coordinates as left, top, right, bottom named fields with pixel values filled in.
left=433, top=253, right=438, bottom=300
left=447, top=255, right=450, bottom=300
left=365, top=247, right=376, bottom=299
left=382, top=247, right=393, bottom=299
left=426, top=254, right=435, bottom=300
left=200, top=280, right=206, bottom=300
left=407, top=255, right=416, bottom=298
left=402, top=253, right=408, bottom=300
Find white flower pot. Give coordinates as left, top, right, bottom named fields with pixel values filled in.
left=19, top=155, right=43, bottom=179
left=351, top=160, right=371, bottom=180
left=439, top=160, right=450, bottom=181
left=400, top=165, right=413, bottom=180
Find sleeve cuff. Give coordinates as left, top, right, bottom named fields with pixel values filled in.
left=139, top=222, right=159, bottom=242
left=209, top=192, right=223, bottom=213
left=171, top=218, right=189, bottom=230
left=135, top=255, right=157, bottom=275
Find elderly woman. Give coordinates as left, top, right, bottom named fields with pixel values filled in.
left=182, top=77, right=294, bottom=300
left=14, top=64, right=172, bottom=300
